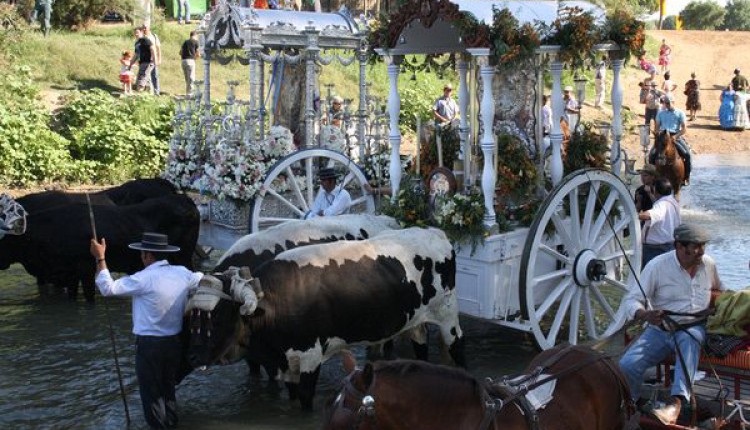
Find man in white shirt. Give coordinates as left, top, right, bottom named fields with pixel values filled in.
left=619, top=224, right=724, bottom=426
left=90, top=232, right=203, bottom=429
left=305, top=167, right=351, bottom=219
left=639, top=177, right=680, bottom=268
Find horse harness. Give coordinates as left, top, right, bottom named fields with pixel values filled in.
left=334, top=346, right=631, bottom=430
left=478, top=345, right=632, bottom=430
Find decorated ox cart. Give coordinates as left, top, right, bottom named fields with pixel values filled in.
left=165, top=1, right=379, bottom=232
left=164, top=0, right=642, bottom=351
left=369, top=0, right=643, bottom=351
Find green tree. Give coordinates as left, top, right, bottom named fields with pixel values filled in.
left=723, top=0, right=750, bottom=30
left=594, top=0, right=658, bottom=14
left=680, top=1, right=727, bottom=30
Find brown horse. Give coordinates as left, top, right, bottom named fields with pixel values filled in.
left=653, top=130, right=685, bottom=198
left=322, top=344, right=633, bottom=430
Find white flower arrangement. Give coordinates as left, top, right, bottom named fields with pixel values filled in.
left=200, top=125, right=295, bottom=201
left=163, top=137, right=204, bottom=191
left=433, top=192, right=485, bottom=230
left=319, top=125, right=348, bottom=153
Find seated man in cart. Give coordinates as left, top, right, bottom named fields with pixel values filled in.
left=305, top=167, right=351, bottom=219
left=619, top=223, right=725, bottom=426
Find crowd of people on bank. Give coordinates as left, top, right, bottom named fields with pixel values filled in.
left=639, top=39, right=748, bottom=132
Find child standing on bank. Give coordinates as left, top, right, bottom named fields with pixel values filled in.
left=119, top=50, right=135, bottom=95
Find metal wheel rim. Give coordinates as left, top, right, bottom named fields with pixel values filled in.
left=519, top=168, right=641, bottom=350
left=250, top=148, right=375, bottom=232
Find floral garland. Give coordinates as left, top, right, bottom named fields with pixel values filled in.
left=200, top=125, right=295, bottom=201
left=319, top=125, right=348, bottom=153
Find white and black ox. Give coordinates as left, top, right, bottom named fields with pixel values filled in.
left=187, top=227, right=466, bottom=410
left=0, top=180, right=199, bottom=302
left=212, top=214, right=401, bottom=376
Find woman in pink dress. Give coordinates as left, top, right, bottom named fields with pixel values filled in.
left=658, top=39, right=671, bottom=73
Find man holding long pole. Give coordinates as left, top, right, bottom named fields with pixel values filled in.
left=90, top=233, right=202, bottom=429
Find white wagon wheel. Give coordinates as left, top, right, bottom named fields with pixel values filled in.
left=250, top=148, right=375, bottom=232
left=519, top=169, right=641, bottom=350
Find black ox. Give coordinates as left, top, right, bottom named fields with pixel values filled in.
left=186, top=227, right=466, bottom=410
left=0, top=192, right=199, bottom=302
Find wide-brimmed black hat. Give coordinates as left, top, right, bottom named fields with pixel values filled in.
left=318, top=167, right=339, bottom=180
left=128, top=232, right=180, bottom=252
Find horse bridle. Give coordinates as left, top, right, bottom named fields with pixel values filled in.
left=332, top=369, right=377, bottom=430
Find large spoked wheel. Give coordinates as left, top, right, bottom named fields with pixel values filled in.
left=520, top=169, right=641, bottom=350
left=250, top=148, right=375, bottom=232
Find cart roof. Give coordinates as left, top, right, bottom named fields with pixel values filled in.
left=201, top=2, right=365, bottom=51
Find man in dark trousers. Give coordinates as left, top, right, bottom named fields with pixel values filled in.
left=180, top=30, right=200, bottom=95
left=129, top=26, right=156, bottom=93
left=90, top=233, right=203, bottom=429
left=30, top=0, right=53, bottom=37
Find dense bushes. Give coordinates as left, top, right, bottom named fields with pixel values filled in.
left=0, top=68, right=174, bottom=186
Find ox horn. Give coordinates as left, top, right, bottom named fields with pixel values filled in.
left=230, top=267, right=259, bottom=316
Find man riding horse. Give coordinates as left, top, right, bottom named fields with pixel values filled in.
left=651, top=94, right=692, bottom=185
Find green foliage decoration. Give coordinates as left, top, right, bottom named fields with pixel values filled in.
left=600, top=9, right=646, bottom=63
left=494, top=133, right=540, bottom=225
left=488, top=7, right=540, bottom=68
left=539, top=7, right=599, bottom=72
left=564, top=122, right=609, bottom=175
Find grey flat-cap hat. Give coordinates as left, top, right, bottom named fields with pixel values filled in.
left=128, top=232, right=181, bottom=252
left=674, top=223, right=710, bottom=243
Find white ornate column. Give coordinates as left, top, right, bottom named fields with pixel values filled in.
left=303, top=24, right=321, bottom=149
left=458, top=56, right=470, bottom=186
left=468, top=49, right=496, bottom=229
left=243, top=21, right=262, bottom=146
left=376, top=51, right=402, bottom=199
left=357, top=36, right=369, bottom=160
left=258, top=57, right=266, bottom=140
left=610, top=56, right=625, bottom=176
left=549, top=59, right=565, bottom=185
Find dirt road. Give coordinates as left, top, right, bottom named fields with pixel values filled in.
left=617, top=30, right=750, bottom=158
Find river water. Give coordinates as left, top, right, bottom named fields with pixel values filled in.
left=1, top=153, right=748, bottom=429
